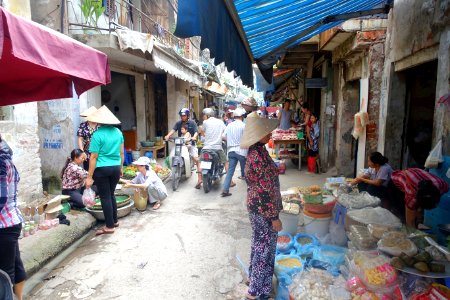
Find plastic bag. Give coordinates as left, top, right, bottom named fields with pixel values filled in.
left=313, top=245, right=347, bottom=275
left=367, top=224, right=401, bottom=240
left=294, top=233, right=320, bottom=257
left=346, top=207, right=401, bottom=227
left=349, top=251, right=398, bottom=294
left=425, top=140, right=443, bottom=168
left=329, top=220, right=348, bottom=246
left=274, top=254, right=303, bottom=277
left=337, top=192, right=381, bottom=209
left=289, top=267, right=343, bottom=299
left=82, top=188, right=96, bottom=207
left=349, top=225, right=378, bottom=250
left=277, top=233, right=294, bottom=253
left=377, top=233, right=418, bottom=257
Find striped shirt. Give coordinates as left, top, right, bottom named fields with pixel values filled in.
left=223, top=119, right=247, bottom=157
left=0, top=141, right=23, bottom=228
left=391, top=168, right=449, bottom=210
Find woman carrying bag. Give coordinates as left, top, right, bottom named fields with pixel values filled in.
left=85, top=106, right=124, bottom=236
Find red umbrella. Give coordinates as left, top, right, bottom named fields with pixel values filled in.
left=0, top=7, right=111, bottom=105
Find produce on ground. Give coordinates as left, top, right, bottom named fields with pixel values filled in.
left=390, top=251, right=446, bottom=274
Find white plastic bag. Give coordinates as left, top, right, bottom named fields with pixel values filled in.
left=82, top=188, right=96, bottom=207
left=424, top=140, right=443, bottom=168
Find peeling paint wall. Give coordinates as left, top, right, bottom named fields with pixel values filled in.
left=0, top=103, right=43, bottom=204
left=380, top=0, right=450, bottom=160
left=366, top=42, right=386, bottom=154
left=166, top=76, right=190, bottom=152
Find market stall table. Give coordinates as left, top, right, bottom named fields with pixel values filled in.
left=274, top=139, right=305, bottom=170
left=140, top=144, right=166, bottom=160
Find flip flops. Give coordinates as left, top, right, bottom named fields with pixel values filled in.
left=152, top=201, right=161, bottom=210
left=230, top=182, right=236, bottom=187
left=195, top=182, right=202, bottom=189
left=95, top=227, right=115, bottom=236
left=221, top=192, right=232, bottom=197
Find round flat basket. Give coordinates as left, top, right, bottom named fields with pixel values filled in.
left=90, top=194, right=131, bottom=211
left=86, top=200, right=134, bottom=221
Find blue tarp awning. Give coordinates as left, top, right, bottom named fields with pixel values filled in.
left=175, top=0, right=390, bottom=88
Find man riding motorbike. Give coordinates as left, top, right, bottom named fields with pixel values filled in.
left=199, top=108, right=227, bottom=188
left=165, top=108, right=202, bottom=189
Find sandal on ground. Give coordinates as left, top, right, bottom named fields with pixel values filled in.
left=95, top=227, right=115, bottom=236
left=114, top=222, right=119, bottom=227
left=221, top=192, right=232, bottom=197
left=194, top=182, right=202, bottom=189
left=238, top=176, right=245, bottom=180
left=152, top=201, right=161, bottom=210
left=230, top=182, right=236, bottom=187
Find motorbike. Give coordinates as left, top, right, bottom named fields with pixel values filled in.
left=200, top=142, right=226, bottom=193
left=168, top=137, right=192, bottom=191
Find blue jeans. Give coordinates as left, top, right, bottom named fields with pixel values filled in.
left=223, top=151, right=246, bottom=192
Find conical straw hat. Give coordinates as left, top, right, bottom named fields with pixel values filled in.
left=87, top=105, right=121, bottom=125
left=80, top=106, right=98, bottom=117
left=240, top=112, right=279, bottom=148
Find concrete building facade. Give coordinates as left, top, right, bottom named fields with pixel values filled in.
left=379, top=0, right=450, bottom=169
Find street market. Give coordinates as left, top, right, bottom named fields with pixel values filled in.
left=1, top=0, right=450, bottom=300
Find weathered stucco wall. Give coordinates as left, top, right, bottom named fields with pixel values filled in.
left=390, top=0, right=447, bottom=63
left=380, top=0, right=450, bottom=159
left=166, top=76, right=190, bottom=151
left=38, top=99, right=77, bottom=193
left=38, top=88, right=100, bottom=194
left=0, top=103, right=43, bottom=204
left=366, top=41, right=386, bottom=154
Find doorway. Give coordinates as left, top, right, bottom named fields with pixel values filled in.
left=154, top=74, right=168, bottom=137
left=101, top=72, right=136, bottom=131
left=401, top=60, right=437, bottom=168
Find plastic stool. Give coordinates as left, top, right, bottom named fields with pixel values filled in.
left=334, top=203, right=347, bottom=225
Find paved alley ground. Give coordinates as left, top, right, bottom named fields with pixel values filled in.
left=27, top=161, right=333, bottom=300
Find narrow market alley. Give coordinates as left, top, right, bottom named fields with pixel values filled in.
left=26, top=163, right=332, bottom=300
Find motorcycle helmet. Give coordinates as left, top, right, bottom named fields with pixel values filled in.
left=202, top=107, right=215, bottom=117
left=179, top=108, right=190, bottom=116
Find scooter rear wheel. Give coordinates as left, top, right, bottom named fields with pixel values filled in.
left=203, top=174, right=211, bottom=193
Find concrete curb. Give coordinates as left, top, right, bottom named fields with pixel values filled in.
left=19, top=210, right=96, bottom=277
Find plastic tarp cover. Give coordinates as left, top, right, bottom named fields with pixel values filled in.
left=174, top=0, right=253, bottom=87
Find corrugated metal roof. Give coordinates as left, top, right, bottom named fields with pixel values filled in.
left=234, top=0, right=388, bottom=59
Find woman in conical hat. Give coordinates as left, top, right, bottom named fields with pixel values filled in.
left=85, top=106, right=123, bottom=235
left=241, top=112, right=283, bottom=300
left=77, top=106, right=98, bottom=170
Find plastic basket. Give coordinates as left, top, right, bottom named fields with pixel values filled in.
left=304, top=199, right=336, bottom=214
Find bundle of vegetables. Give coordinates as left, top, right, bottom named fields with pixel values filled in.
left=152, top=164, right=171, bottom=181
left=122, top=165, right=138, bottom=180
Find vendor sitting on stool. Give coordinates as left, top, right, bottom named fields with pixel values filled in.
left=121, top=157, right=167, bottom=210
left=391, top=168, right=449, bottom=228
left=351, top=152, right=393, bottom=201
left=61, top=149, right=96, bottom=209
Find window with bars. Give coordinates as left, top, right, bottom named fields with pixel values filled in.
left=102, top=0, right=116, bottom=17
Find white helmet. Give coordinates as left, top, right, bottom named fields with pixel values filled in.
left=202, top=107, right=215, bottom=117
left=232, top=107, right=246, bottom=117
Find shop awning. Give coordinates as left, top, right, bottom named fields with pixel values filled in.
left=0, top=7, right=111, bottom=105
left=152, top=42, right=203, bottom=86
left=175, top=0, right=391, bottom=87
